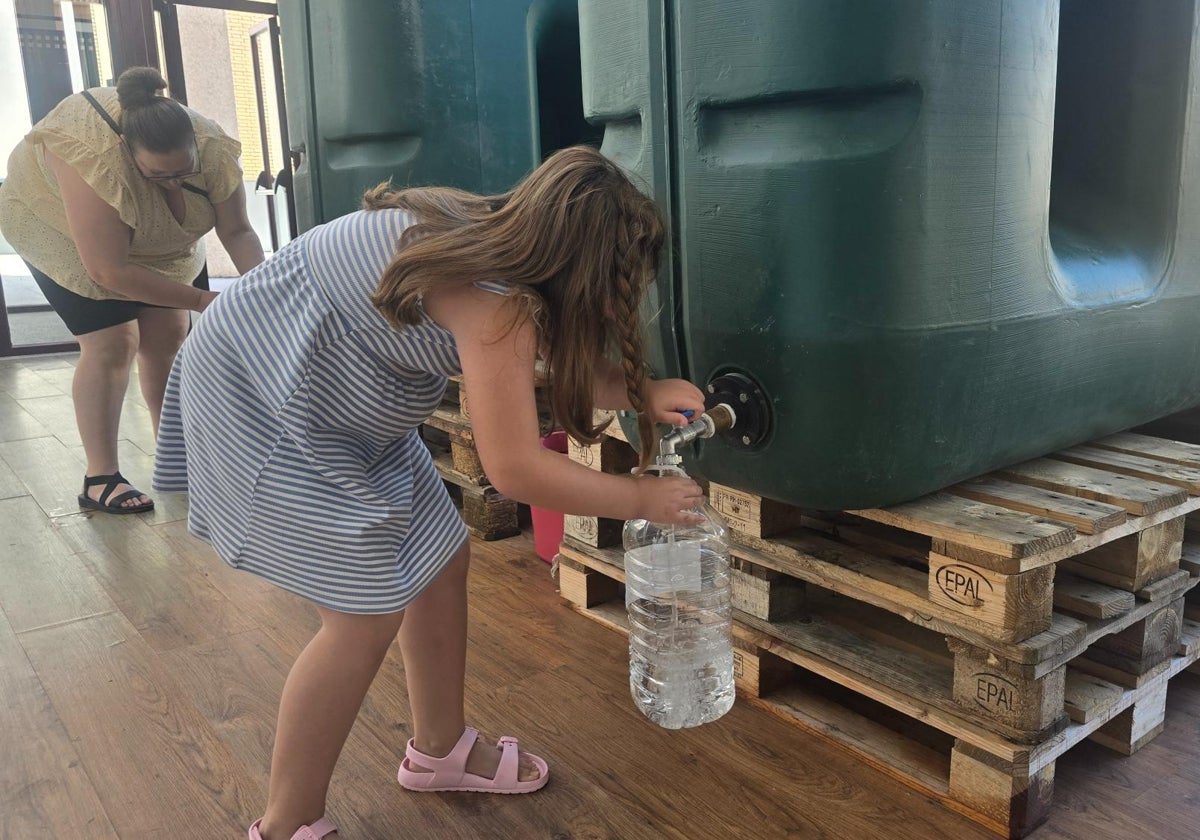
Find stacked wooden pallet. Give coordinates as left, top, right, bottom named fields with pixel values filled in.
left=555, top=430, right=1200, bottom=838
left=419, top=378, right=520, bottom=540
left=561, top=410, right=639, bottom=547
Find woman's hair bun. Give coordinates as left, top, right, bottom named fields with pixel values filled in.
left=116, top=66, right=168, bottom=110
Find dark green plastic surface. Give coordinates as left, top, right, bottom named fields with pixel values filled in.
left=278, top=0, right=598, bottom=230
left=583, top=0, right=1200, bottom=509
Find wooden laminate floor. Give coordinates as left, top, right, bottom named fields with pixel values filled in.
left=1, top=353, right=1196, bottom=839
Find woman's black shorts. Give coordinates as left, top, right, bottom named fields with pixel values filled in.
left=27, top=262, right=209, bottom=336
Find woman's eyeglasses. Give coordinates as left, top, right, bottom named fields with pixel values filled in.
left=131, top=140, right=201, bottom=182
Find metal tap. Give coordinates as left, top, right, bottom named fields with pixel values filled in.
left=656, top=403, right=737, bottom=466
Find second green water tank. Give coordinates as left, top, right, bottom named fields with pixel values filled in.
left=583, top=0, right=1200, bottom=509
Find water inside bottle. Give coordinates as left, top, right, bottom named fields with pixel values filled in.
left=625, top=538, right=735, bottom=729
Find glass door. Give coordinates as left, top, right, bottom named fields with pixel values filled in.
left=0, top=0, right=116, bottom=356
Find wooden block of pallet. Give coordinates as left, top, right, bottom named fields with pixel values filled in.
left=450, top=434, right=486, bottom=483
left=557, top=555, right=621, bottom=608
left=730, top=556, right=807, bottom=622
left=946, top=640, right=1067, bottom=742
left=708, top=483, right=806, bottom=539
left=948, top=742, right=1054, bottom=838
left=422, top=407, right=489, bottom=484
left=1058, top=516, right=1184, bottom=591
left=1087, top=682, right=1169, bottom=756
left=1079, top=596, right=1185, bottom=677
left=437, top=377, right=472, bottom=421
left=594, top=409, right=631, bottom=444
left=927, top=554, right=1055, bottom=643
left=429, top=451, right=519, bottom=541
left=460, top=491, right=520, bottom=541
left=563, top=513, right=623, bottom=548
left=732, top=627, right=797, bottom=698
left=568, top=434, right=638, bottom=474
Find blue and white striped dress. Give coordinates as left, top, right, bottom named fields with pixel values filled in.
left=154, top=208, right=483, bottom=614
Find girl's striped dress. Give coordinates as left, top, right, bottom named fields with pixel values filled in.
left=154, top=208, right=481, bottom=614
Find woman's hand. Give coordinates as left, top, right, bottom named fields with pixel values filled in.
left=644, top=378, right=706, bottom=427
left=194, top=288, right=218, bottom=312
left=633, top=474, right=706, bottom=525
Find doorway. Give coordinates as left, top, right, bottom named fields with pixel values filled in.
left=0, top=0, right=115, bottom=356
left=155, top=0, right=293, bottom=282
left=0, top=0, right=292, bottom=355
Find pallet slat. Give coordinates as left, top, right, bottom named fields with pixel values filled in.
left=1093, top=432, right=1200, bottom=469
left=851, top=493, right=1076, bottom=560
left=1052, top=445, right=1200, bottom=495
left=1052, top=574, right=1134, bottom=619
left=996, top=459, right=1186, bottom=515
left=949, top=476, right=1127, bottom=535
left=932, top=500, right=1199, bottom=573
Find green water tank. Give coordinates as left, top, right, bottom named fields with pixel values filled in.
left=582, top=0, right=1200, bottom=510
left=277, top=0, right=598, bottom=230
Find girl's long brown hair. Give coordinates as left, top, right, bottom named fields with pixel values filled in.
left=367, top=146, right=665, bottom=469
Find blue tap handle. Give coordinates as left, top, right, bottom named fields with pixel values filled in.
left=681, top=410, right=695, bottom=419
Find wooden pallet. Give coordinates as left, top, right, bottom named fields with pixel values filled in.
left=424, top=378, right=557, bottom=486
left=422, top=405, right=488, bottom=484
left=712, top=433, right=1200, bottom=647
left=424, top=446, right=519, bottom=541
left=562, top=416, right=640, bottom=548
left=556, top=538, right=1200, bottom=838
left=1185, top=542, right=1200, bottom=675
left=446, top=375, right=553, bottom=426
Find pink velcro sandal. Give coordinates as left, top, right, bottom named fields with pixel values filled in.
left=248, top=816, right=337, bottom=840
left=397, top=725, right=549, bottom=794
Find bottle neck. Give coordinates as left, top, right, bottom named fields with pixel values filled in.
left=647, top=460, right=689, bottom=478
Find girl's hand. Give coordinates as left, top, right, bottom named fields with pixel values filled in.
left=633, top=475, right=706, bottom=525
left=644, top=378, right=706, bottom=427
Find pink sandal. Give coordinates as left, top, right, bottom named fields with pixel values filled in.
left=397, top=725, right=549, bottom=794
left=248, top=816, right=337, bottom=840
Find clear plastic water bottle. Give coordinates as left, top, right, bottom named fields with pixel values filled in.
left=623, top=465, right=735, bottom=729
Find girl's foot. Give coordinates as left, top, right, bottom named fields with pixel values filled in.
left=400, top=726, right=549, bottom=792
left=250, top=816, right=338, bottom=840
left=410, top=733, right=542, bottom=781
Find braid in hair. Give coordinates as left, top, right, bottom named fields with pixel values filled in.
left=611, top=223, right=656, bottom=473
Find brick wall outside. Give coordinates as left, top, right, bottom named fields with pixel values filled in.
left=225, top=10, right=268, bottom=180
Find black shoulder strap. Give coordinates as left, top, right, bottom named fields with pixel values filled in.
left=82, top=89, right=212, bottom=201
left=81, top=90, right=122, bottom=136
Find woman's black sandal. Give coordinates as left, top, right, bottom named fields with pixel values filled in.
left=78, top=472, right=155, bottom=514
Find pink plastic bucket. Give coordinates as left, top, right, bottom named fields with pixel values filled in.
left=531, top=431, right=568, bottom=562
